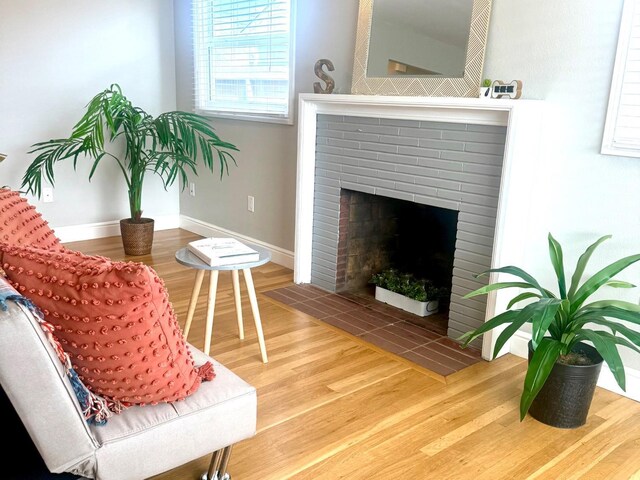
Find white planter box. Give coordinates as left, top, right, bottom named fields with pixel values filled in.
left=374, top=286, right=439, bottom=317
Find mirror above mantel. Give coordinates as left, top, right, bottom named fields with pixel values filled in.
left=351, top=0, right=493, bottom=97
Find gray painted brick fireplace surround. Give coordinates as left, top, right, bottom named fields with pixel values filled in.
left=310, top=114, right=507, bottom=341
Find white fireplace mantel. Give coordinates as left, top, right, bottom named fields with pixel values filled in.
left=294, top=93, right=544, bottom=359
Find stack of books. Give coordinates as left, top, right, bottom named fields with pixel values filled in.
left=187, top=237, right=259, bottom=266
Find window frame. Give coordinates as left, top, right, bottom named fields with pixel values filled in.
left=192, top=0, right=297, bottom=125
left=602, top=0, right=640, bottom=157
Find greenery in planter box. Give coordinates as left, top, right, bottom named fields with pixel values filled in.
left=369, top=269, right=448, bottom=302
left=460, top=233, right=640, bottom=420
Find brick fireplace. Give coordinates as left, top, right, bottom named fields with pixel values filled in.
left=310, top=113, right=506, bottom=343
left=295, top=94, right=543, bottom=359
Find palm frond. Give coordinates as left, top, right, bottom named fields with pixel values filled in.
left=22, top=84, right=238, bottom=220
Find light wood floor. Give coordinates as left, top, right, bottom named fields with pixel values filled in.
left=67, top=230, right=640, bottom=480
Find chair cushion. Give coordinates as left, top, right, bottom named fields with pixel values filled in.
left=86, top=347, right=257, bottom=480
left=0, top=189, right=61, bottom=249
left=0, top=243, right=214, bottom=406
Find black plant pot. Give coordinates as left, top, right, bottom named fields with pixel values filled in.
left=527, top=341, right=603, bottom=429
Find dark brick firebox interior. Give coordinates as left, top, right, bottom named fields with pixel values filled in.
left=336, top=189, right=457, bottom=301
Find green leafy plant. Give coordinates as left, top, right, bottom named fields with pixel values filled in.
left=21, top=84, right=238, bottom=221
left=482, top=78, right=492, bottom=88
left=460, top=233, right=640, bottom=420
left=369, top=269, right=447, bottom=302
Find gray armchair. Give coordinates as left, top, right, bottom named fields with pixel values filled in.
left=0, top=296, right=256, bottom=479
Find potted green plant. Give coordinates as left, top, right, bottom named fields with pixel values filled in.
left=479, top=78, right=492, bottom=98
left=460, top=233, right=640, bottom=428
left=369, top=269, right=447, bottom=317
left=21, top=84, right=238, bottom=255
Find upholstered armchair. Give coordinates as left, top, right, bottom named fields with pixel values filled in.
left=0, top=189, right=256, bottom=479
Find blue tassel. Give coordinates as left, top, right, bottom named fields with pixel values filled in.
left=6, top=295, right=44, bottom=318
left=68, top=368, right=91, bottom=410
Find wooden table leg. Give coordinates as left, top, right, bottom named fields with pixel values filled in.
left=242, top=268, right=268, bottom=363
left=203, top=270, right=219, bottom=356
left=183, top=269, right=205, bottom=339
left=231, top=269, right=244, bottom=340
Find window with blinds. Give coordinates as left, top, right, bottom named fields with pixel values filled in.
left=193, top=0, right=295, bottom=124
left=602, top=0, right=640, bottom=157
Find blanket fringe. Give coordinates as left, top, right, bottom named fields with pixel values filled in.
left=1, top=292, right=125, bottom=425
left=197, top=362, right=216, bottom=381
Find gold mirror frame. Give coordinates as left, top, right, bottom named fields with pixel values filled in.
left=351, top=0, right=493, bottom=96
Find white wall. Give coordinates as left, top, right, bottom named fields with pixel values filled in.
left=173, top=0, right=359, bottom=252
left=485, top=0, right=640, bottom=373
left=0, top=0, right=178, bottom=228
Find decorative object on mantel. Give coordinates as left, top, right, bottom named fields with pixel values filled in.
left=460, top=233, right=640, bottom=428
left=490, top=80, right=523, bottom=99
left=369, top=269, right=447, bottom=317
left=351, top=0, right=493, bottom=97
left=21, top=84, right=238, bottom=256
left=313, top=59, right=335, bottom=94
left=479, top=78, right=492, bottom=98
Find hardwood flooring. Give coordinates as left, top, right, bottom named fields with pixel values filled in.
left=66, top=230, right=640, bottom=480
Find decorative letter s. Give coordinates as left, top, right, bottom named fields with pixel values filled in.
left=313, top=59, right=335, bottom=94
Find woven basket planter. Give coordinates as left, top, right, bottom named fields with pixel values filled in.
left=119, top=218, right=154, bottom=256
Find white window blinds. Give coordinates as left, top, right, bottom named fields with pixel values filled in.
left=602, top=0, right=640, bottom=157
left=193, top=0, right=295, bottom=123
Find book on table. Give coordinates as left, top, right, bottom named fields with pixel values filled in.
left=187, top=237, right=260, bottom=266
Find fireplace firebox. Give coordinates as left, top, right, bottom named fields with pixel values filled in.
left=336, top=189, right=457, bottom=297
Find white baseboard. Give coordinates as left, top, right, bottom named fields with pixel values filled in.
left=179, top=215, right=294, bottom=269
left=52, top=213, right=295, bottom=269
left=509, top=330, right=531, bottom=359
left=509, top=331, right=640, bottom=402
left=54, top=215, right=181, bottom=243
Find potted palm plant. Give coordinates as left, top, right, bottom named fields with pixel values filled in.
left=479, top=78, right=492, bottom=98
left=21, top=84, right=238, bottom=255
left=460, top=233, right=640, bottom=428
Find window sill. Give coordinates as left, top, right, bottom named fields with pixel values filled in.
left=195, top=109, right=294, bottom=126
left=601, top=144, right=640, bottom=158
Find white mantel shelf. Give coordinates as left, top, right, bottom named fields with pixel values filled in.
left=297, top=93, right=538, bottom=126
left=294, top=93, right=544, bottom=360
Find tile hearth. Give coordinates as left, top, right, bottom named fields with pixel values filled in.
left=264, top=284, right=482, bottom=376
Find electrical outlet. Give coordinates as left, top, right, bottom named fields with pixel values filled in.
left=43, top=188, right=54, bottom=203
left=189, top=182, right=196, bottom=197
left=247, top=195, right=255, bottom=213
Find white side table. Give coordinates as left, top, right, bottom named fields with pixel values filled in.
left=175, top=243, right=271, bottom=363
